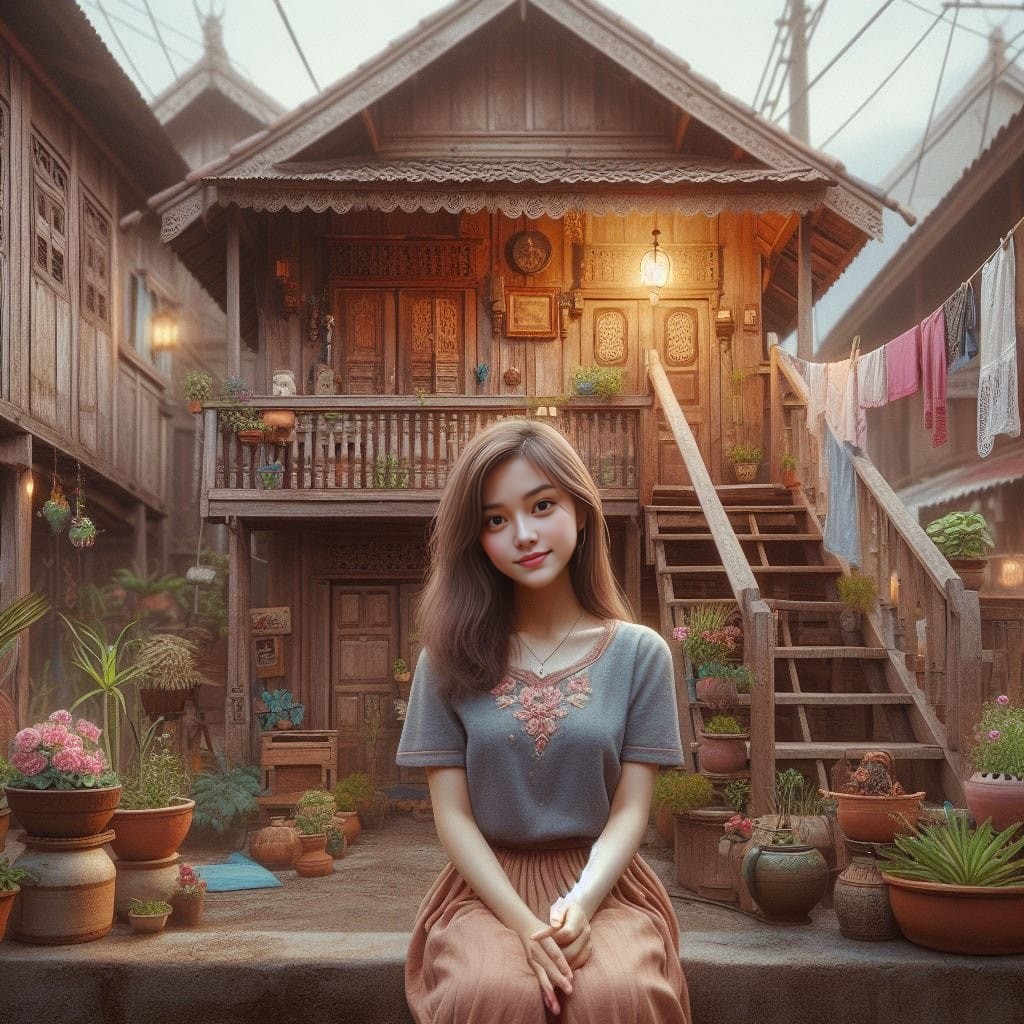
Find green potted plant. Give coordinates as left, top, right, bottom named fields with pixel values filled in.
left=135, top=633, right=202, bottom=718
left=127, top=897, right=173, bottom=934
left=189, top=758, right=261, bottom=845
left=392, top=657, right=411, bottom=684
left=0, top=856, right=31, bottom=941
left=780, top=452, right=799, bottom=489
left=695, top=662, right=752, bottom=710
left=182, top=371, right=214, bottom=414
left=220, top=406, right=272, bottom=444
left=925, top=511, right=995, bottom=590
left=879, top=809, right=1024, bottom=955
left=651, top=771, right=713, bottom=843
left=724, top=779, right=751, bottom=814
left=294, top=789, right=335, bottom=877
left=671, top=603, right=741, bottom=694
left=964, top=695, right=1024, bottom=832
left=170, top=862, right=207, bottom=925
left=570, top=365, right=624, bottom=398
left=697, top=715, right=748, bottom=775
left=726, top=444, right=763, bottom=483
left=836, top=572, right=877, bottom=614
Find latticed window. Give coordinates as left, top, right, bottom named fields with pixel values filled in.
left=81, top=195, right=111, bottom=325
left=31, top=136, right=68, bottom=291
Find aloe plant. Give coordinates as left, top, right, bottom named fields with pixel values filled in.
left=879, top=810, right=1024, bottom=887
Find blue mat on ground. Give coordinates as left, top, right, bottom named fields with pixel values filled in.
left=196, top=852, right=283, bottom=892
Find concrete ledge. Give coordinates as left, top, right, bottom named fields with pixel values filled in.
left=1, top=922, right=1020, bottom=1024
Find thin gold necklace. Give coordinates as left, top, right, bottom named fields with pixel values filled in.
left=515, top=609, right=585, bottom=678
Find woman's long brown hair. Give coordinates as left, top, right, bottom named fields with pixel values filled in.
left=418, top=420, right=631, bottom=700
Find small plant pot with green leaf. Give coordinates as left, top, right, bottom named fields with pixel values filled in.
left=293, top=790, right=336, bottom=877
left=726, top=444, right=763, bottom=484
left=183, top=371, right=215, bottom=414
left=697, top=715, right=749, bottom=775
left=0, top=857, right=31, bottom=941
left=570, top=365, right=624, bottom=398
left=836, top=572, right=877, bottom=643
left=780, top=453, right=800, bottom=489
left=925, top=511, right=995, bottom=590
left=651, top=771, right=713, bottom=844
left=127, top=898, right=173, bottom=934
left=695, top=663, right=752, bottom=710
left=879, top=809, right=1024, bottom=955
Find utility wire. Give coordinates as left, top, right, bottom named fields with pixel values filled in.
left=901, top=0, right=1014, bottom=38
left=114, top=0, right=203, bottom=47
left=93, top=0, right=155, bottom=98
left=907, top=4, right=960, bottom=205
left=753, top=9, right=788, bottom=111
left=81, top=0, right=194, bottom=64
left=773, top=0, right=898, bottom=124
left=272, top=0, right=320, bottom=93
left=820, top=8, right=944, bottom=148
left=142, top=0, right=178, bottom=78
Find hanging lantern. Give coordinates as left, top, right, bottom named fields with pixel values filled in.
left=998, top=555, right=1024, bottom=589
left=151, top=308, right=179, bottom=353
left=640, top=229, right=671, bottom=305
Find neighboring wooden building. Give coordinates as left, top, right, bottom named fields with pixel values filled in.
left=0, top=0, right=225, bottom=723
left=152, top=0, right=908, bottom=775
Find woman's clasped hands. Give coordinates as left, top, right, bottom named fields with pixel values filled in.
left=522, top=898, right=593, bottom=1015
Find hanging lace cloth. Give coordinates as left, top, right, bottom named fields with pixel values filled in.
left=824, top=357, right=865, bottom=449
left=943, top=282, right=978, bottom=372
left=977, top=237, right=1020, bottom=458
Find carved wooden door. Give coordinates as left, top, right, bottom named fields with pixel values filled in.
left=653, top=300, right=713, bottom=485
left=330, top=586, right=401, bottom=786
left=398, top=291, right=464, bottom=395
left=335, top=289, right=392, bottom=395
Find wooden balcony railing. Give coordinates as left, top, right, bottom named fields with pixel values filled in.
left=647, top=351, right=776, bottom=815
left=769, top=345, right=982, bottom=780
left=201, top=396, right=647, bottom=513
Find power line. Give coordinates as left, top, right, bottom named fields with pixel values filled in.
left=820, top=8, right=945, bottom=148
left=901, top=0, right=1015, bottom=38
left=271, top=0, right=320, bottom=93
left=113, top=0, right=203, bottom=47
left=142, top=0, right=178, bottom=78
left=93, top=0, right=155, bottom=98
left=80, top=0, right=194, bottom=64
left=773, top=0, right=898, bottom=124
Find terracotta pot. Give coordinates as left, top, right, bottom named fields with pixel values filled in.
left=249, top=817, right=301, bottom=869
left=654, top=809, right=675, bottom=845
left=4, top=785, right=122, bottom=840
left=741, top=842, right=828, bottom=924
left=261, top=409, right=296, bottom=431
left=833, top=855, right=899, bottom=941
left=128, top=910, right=170, bottom=934
left=781, top=468, right=800, bottom=489
left=138, top=686, right=198, bottom=718
left=882, top=873, right=1024, bottom=955
left=335, top=811, right=361, bottom=846
left=188, top=400, right=203, bottom=414
left=964, top=772, right=1024, bottom=832
left=113, top=853, right=179, bottom=918
left=294, top=833, right=333, bottom=878
left=697, top=733, right=749, bottom=775
left=357, top=795, right=387, bottom=831
left=171, top=891, right=205, bottom=926
left=823, top=790, right=925, bottom=844
left=949, top=557, right=988, bottom=591
left=695, top=676, right=738, bottom=710
left=0, top=807, right=9, bottom=851
left=237, top=429, right=266, bottom=445
left=109, top=799, right=195, bottom=862
left=9, top=830, right=116, bottom=944
left=732, top=462, right=758, bottom=483
left=0, top=886, right=17, bottom=941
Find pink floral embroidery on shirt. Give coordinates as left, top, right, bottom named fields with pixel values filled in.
left=492, top=673, right=592, bottom=757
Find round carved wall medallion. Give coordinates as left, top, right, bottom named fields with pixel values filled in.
left=503, top=367, right=522, bottom=387
left=506, top=230, right=552, bottom=275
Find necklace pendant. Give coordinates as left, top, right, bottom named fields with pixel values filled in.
left=537, top=666, right=546, bottom=677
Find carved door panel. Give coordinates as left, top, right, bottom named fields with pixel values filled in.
left=653, top=300, right=713, bottom=486
left=335, top=289, right=392, bottom=395
left=398, top=291, right=463, bottom=395
left=330, top=586, right=401, bottom=785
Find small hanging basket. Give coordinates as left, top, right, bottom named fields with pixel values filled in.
left=68, top=514, right=97, bottom=549
left=185, top=566, right=217, bottom=586
left=40, top=490, right=71, bottom=535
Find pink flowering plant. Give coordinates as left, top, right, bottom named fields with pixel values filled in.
left=175, top=863, right=207, bottom=899
left=723, top=814, right=753, bottom=842
left=6, top=710, right=118, bottom=790
left=971, top=696, right=1024, bottom=779
left=671, top=603, right=741, bottom=671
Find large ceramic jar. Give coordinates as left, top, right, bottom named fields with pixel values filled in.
left=964, top=772, right=1024, bottom=832
left=4, top=785, right=122, bottom=840
left=109, top=799, right=195, bottom=862
left=741, top=842, right=828, bottom=924
left=9, top=830, right=116, bottom=944
left=249, top=817, right=301, bottom=870
left=833, top=855, right=899, bottom=941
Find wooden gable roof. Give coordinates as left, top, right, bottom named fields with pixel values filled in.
left=152, top=0, right=912, bottom=335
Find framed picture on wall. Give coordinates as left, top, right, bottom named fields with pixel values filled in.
left=253, top=636, right=283, bottom=678
left=505, top=287, right=558, bottom=339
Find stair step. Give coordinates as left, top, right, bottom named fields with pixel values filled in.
left=694, top=693, right=915, bottom=707
left=774, top=646, right=889, bottom=659
left=651, top=532, right=820, bottom=543
left=648, top=505, right=810, bottom=515
left=773, top=742, right=944, bottom=760
left=661, top=565, right=839, bottom=575
left=767, top=599, right=847, bottom=612
left=666, top=598, right=740, bottom=607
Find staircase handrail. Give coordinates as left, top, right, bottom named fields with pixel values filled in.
left=647, top=350, right=775, bottom=813
left=769, top=344, right=982, bottom=777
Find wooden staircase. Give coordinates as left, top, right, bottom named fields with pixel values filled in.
left=648, top=482, right=952, bottom=799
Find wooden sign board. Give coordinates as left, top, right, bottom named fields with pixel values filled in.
left=251, top=606, right=291, bottom=636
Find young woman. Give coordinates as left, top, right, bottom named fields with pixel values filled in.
left=397, top=420, right=690, bottom=1024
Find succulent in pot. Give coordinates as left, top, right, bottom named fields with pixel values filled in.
left=925, top=511, right=994, bottom=589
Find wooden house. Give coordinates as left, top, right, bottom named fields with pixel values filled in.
left=153, top=0, right=990, bottom=810
left=0, top=0, right=226, bottom=726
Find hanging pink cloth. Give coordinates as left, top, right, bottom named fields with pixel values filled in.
left=920, top=307, right=948, bottom=448
left=885, top=325, right=921, bottom=402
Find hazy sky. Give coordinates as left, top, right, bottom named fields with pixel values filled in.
left=79, top=0, right=1024, bottom=185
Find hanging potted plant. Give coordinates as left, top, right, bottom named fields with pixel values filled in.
left=925, top=510, right=995, bottom=590
left=39, top=481, right=71, bottom=535
left=697, top=715, right=748, bottom=775
left=257, top=462, right=285, bottom=490
left=780, top=453, right=800, bottom=489
left=651, top=770, right=713, bottom=844
left=880, top=809, right=1024, bottom=955
left=964, top=695, right=1024, bottom=832
left=135, top=633, right=202, bottom=718
left=68, top=501, right=98, bottom=549
left=726, top=444, right=763, bottom=484
left=182, top=371, right=215, bottom=415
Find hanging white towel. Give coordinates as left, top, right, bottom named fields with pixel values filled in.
left=978, top=238, right=1020, bottom=457
left=824, top=358, right=866, bottom=449
left=857, top=348, right=888, bottom=409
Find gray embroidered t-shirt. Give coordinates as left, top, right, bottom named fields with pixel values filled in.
left=396, top=620, right=683, bottom=845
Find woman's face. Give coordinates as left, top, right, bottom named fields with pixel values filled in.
left=478, top=456, right=581, bottom=591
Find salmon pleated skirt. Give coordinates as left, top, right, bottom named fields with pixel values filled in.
left=405, top=846, right=691, bottom=1024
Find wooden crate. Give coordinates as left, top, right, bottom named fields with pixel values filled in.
left=259, top=730, right=338, bottom=796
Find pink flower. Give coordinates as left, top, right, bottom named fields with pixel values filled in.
left=61, top=733, right=84, bottom=751
left=75, top=719, right=102, bottom=742
left=39, top=723, right=69, bottom=747
left=52, top=748, right=86, bottom=774
left=11, top=751, right=47, bottom=776
left=82, top=752, right=107, bottom=776
left=988, top=730, right=1002, bottom=742
left=48, top=710, right=73, bottom=726
left=12, top=727, right=41, bottom=753
left=672, top=626, right=689, bottom=642
left=996, top=695, right=1010, bottom=706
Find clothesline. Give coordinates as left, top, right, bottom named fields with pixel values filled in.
left=957, top=210, right=1024, bottom=295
